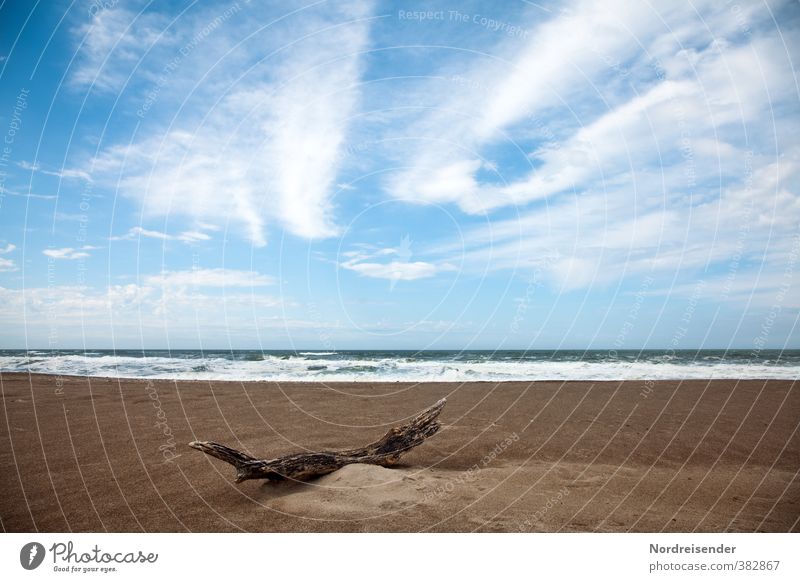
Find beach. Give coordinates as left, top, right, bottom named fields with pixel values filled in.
left=1, top=373, right=797, bottom=532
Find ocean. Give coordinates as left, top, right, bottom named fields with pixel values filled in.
left=0, top=349, right=798, bottom=382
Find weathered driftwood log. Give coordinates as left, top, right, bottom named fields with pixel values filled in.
left=189, top=398, right=446, bottom=483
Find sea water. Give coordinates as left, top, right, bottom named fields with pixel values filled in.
left=0, top=349, right=798, bottom=381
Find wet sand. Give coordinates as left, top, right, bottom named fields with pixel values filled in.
left=0, top=373, right=797, bottom=532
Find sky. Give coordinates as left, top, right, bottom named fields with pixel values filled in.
left=0, top=0, right=798, bottom=350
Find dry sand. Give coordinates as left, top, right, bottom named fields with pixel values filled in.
left=0, top=373, right=797, bottom=532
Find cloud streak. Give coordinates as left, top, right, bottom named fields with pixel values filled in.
left=110, top=226, right=211, bottom=244
left=143, top=268, right=275, bottom=288
left=42, top=246, right=94, bottom=260
left=88, top=1, right=374, bottom=246
left=381, top=0, right=800, bottom=293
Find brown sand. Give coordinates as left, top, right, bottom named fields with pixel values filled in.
left=0, top=373, right=797, bottom=532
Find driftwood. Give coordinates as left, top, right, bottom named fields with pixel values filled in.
left=189, top=398, right=446, bottom=483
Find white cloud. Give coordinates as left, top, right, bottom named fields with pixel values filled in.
left=18, top=160, right=92, bottom=181
left=339, top=239, right=453, bottom=283
left=473, top=0, right=665, bottom=138
left=3, top=188, right=57, bottom=200
left=175, top=230, right=211, bottom=243
left=143, top=268, right=275, bottom=288
left=89, top=1, right=374, bottom=245
left=454, top=79, right=702, bottom=213
left=388, top=3, right=797, bottom=214
left=431, top=144, right=800, bottom=291
left=0, top=244, right=17, bottom=271
left=71, top=6, right=169, bottom=93
left=0, top=283, right=287, bottom=334
left=42, top=247, right=93, bottom=260
left=59, top=0, right=800, bottom=308
left=111, top=226, right=211, bottom=243
left=385, top=0, right=680, bottom=206
left=194, top=222, right=221, bottom=232
left=380, top=0, right=800, bottom=293
left=342, top=260, right=440, bottom=281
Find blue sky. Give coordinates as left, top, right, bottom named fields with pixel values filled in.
left=0, top=0, right=798, bottom=350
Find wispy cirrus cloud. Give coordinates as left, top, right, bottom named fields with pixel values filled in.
left=110, top=226, right=211, bottom=243
left=143, top=268, right=275, bottom=288
left=339, top=237, right=457, bottom=284
left=70, top=5, right=170, bottom=93
left=381, top=0, right=800, bottom=293
left=86, top=1, right=374, bottom=246
left=47, top=0, right=798, bottom=351
left=342, top=258, right=441, bottom=281
left=42, top=246, right=97, bottom=260
left=18, top=160, right=92, bottom=181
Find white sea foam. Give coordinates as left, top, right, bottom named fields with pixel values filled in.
left=1, top=353, right=798, bottom=382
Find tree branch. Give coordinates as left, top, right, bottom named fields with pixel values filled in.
left=189, top=398, right=446, bottom=484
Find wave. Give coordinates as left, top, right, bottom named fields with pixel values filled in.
left=1, top=352, right=798, bottom=382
